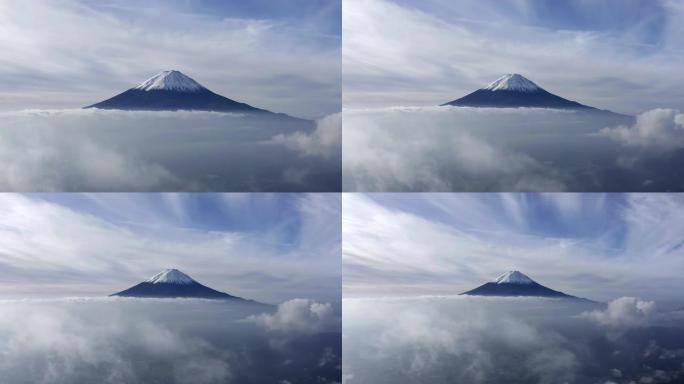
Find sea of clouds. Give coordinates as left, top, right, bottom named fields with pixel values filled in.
left=0, top=297, right=341, bottom=384
left=343, top=296, right=684, bottom=384
left=0, top=110, right=341, bottom=191
left=343, top=107, right=684, bottom=191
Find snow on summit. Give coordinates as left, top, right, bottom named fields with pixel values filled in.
left=145, top=269, right=196, bottom=285
left=442, top=72, right=601, bottom=110
left=483, top=74, right=541, bottom=92
left=494, top=270, right=535, bottom=284
left=134, top=70, right=205, bottom=92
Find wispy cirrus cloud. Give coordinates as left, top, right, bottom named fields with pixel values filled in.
left=0, top=0, right=340, bottom=118
left=0, top=193, right=341, bottom=304
left=343, top=0, right=684, bottom=114
left=343, top=193, right=684, bottom=301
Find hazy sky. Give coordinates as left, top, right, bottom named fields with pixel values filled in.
left=0, top=0, right=341, bottom=119
left=343, top=0, right=684, bottom=114
left=0, top=193, right=341, bottom=303
left=343, top=193, right=684, bottom=302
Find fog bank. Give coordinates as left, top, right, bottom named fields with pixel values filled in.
left=343, top=296, right=684, bottom=384
left=0, top=109, right=341, bottom=192
left=0, top=298, right=341, bottom=384
left=343, top=107, right=684, bottom=191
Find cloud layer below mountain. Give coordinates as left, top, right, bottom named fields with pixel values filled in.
left=343, top=107, right=684, bottom=191
left=0, top=298, right=341, bottom=384
left=343, top=296, right=684, bottom=384
left=0, top=110, right=340, bottom=191
left=600, top=108, right=684, bottom=150
left=248, top=298, right=339, bottom=334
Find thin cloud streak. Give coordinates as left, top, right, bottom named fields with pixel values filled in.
left=343, top=193, right=684, bottom=302
left=0, top=0, right=340, bottom=118
left=0, top=193, right=341, bottom=304
left=343, top=0, right=684, bottom=114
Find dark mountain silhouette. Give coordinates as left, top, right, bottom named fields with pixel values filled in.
left=111, top=268, right=254, bottom=301
left=85, top=70, right=306, bottom=121
left=462, top=270, right=592, bottom=301
left=442, top=74, right=615, bottom=113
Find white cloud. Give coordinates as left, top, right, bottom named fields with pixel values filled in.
left=342, top=105, right=684, bottom=191
left=270, top=113, right=342, bottom=158
left=343, top=296, right=587, bottom=383
left=0, top=109, right=340, bottom=191
left=248, top=299, right=337, bottom=334
left=599, top=108, right=684, bottom=150
left=344, top=296, right=684, bottom=384
left=0, top=300, right=233, bottom=384
left=0, top=115, right=177, bottom=191
left=582, top=297, right=656, bottom=327
left=611, top=368, right=622, bottom=378
left=620, top=194, right=684, bottom=259
left=0, top=298, right=341, bottom=384
left=342, top=107, right=573, bottom=191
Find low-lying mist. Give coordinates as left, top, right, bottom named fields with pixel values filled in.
left=343, top=107, right=684, bottom=191
left=343, top=296, right=684, bottom=384
left=0, top=110, right=341, bottom=191
left=0, top=297, right=341, bottom=384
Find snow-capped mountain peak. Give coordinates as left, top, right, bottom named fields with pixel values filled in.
left=483, top=74, right=541, bottom=92
left=134, top=70, right=205, bottom=92
left=145, top=269, right=196, bottom=285
left=111, top=268, right=254, bottom=301
left=462, top=270, right=589, bottom=300
left=494, top=270, right=535, bottom=285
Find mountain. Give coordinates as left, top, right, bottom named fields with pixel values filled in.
left=111, top=268, right=250, bottom=300
left=85, top=70, right=295, bottom=118
left=461, top=270, right=588, bottom=300
left=442, top=74, right=606, bottom=111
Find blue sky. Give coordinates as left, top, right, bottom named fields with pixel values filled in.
left=343, top=193, right=684, bottom=302
left=33, top=193, right=307, bottom=245
left=0, top=193, right=341, bottom=303
left=344, top=0, right=684, bottom=114
left=393, top=0, right=666, bottom=46
left=86, top=0, right=339, bottom=20
left=364, top=193, right=626, bottom=248
left=0, top=0, right=340, bottom=118
left=82, top=0, right=341, bottom=41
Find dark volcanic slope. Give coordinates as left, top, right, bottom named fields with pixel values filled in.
left=442, top=88, right=595, bottom=109
left=84, top=70, right=309, bottom=122
left=462, top=281, right=577, bottom=298
left=461, top=270, right=593, bottom=301
left=110, top=268, right=258, bottom=301
left=111, top=280, right=241, bottom=300
left=440, top=73, right=611, bottom=111
left=85, top=88, right=268, bottom=113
